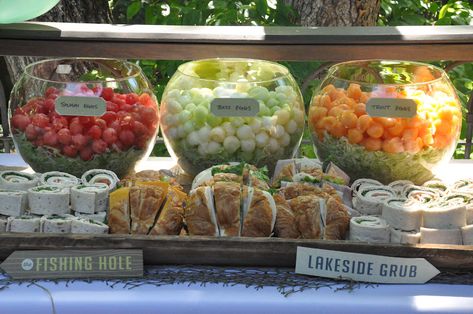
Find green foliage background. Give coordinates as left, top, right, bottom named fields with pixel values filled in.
left=109, top=0, right=473, bottom=158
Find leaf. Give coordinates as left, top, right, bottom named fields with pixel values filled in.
left=439, top=4, right=451, bottom=19
left=435, top=17, right=452, bottom=25
left=144, top=6, right=158, bottom=24
left=126, top=1, right=142, bottom=21
left=255, top=0, right=268, bottom=17
left=402, top=14, right=427, bottom=25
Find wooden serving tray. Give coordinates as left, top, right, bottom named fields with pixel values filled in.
left=0, top=234, right=472, bottom=271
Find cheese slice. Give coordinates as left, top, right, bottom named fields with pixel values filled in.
left=108, top=187, right=131, bottom=234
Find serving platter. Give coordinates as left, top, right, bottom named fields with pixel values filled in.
left=0, top=234, right=472, bottom=271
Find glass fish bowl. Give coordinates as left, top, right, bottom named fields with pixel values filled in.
left=308, top=60, right=462, bottom=185
left=160, top=58, right=305, bottom=175
left=9, top=58, right=159, bottom=178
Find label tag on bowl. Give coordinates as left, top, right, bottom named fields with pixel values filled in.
left=366, top=98, right=417, bottom=118
left=210, top=98, right=260, bottom=117
left=55, top=96, right=106, bottom=117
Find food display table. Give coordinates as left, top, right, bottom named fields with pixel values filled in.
left=1, top=22, right=473, bottom=314
left=0, top=155, right=472, bottom=314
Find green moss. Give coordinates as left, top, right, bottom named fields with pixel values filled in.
left=13, top=133, right=146, bottom=178
left=312, top=132, right=451, bottom=185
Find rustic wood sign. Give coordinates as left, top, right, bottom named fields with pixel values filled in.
left=295, top=247, right=440, bottom=284
left=0, top=249, right=143, bottom=279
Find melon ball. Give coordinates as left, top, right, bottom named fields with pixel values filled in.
left=178, top=110, right=191, bottom=123
left=270, top=125, right=285, bottom=138
left=167, top=127, right=178, bottom=139
left=237, top=125, right=254, bottom=140
left=268, top=138, right=280, bottom=153
left=164, top=114, right=178, bottom=127
left=185, top=103, right=197, bottom=112
left=187, top=131, right=200, bottom=146
left=231, top=117, right=245, bottom=128
left=207, top=141, right=222, bottom=154
left=198, top=143, right=208, bottom=156
left=183, top=121, right=195, bottom=134
left=285, top=120, right=298, bottom=134
left=293, top=109, right=305, bottom=125
left=255, top=132, right=269, bottom=148
left=275, top=109, right=290, bottom=125
left=278, top=133, right=291, bottom=147
left=249, top=119, right=262, bottom=133
left=167, top=89, right=180, bottom=99
left=210, top=127, right=226, bottom=142
left=223, top=136, right=240, bottom=154
left=198, top=126, right=211, bottom=142
left=241, top=139, right=256, bottom=153
left=178, top=94, right=192, bottom=106
left=222, top=122, right=235, bottom=136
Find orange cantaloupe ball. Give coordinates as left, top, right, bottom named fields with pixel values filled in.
left=312, top=95, right=322, bottom=106
left=354, top=103, right=366, bottom=117
left=329, top=121, right=347, bottom=138
left=401, top=128, right=419, bottom=142
left=347, top=128, right=363, bottom=144
left=435, top=119, right=452, bottom=136
left=310, top=106, right=328, bottom=121
left=329, top=89, right=345, bottom=102
left=360, top=92, right=369, bottom=104
left=405, top=116, right=422, bottom=128
left=322, top=84, right=336, bottom=94
left=341, top=111, right=358, bottom=129
left=320, top=116, right=337, bottom=130
left=366, top=122, right=384, bottom=139
left=328, top=106, right=344, bottom=118
left=438, top=107, right=455, bottom=121
left=332, top=96, right=353, bottom=107
left=387, top=120, right=405, bottom=136
left=433, top=134, right=449, bottom=149
left=361, top=137, right=382, bottom=151
left=357, top=114, right=373, bottom=132
left=315, top=119, right=325, bottom=130
left=382, top=131, right=396, bottom=140
left=382, top=137, right=404, bottom=153
left=374, top=117, right=396, bottom=128
left=404, top=137, right=423, bottom=154
left=320, top=94, right=332, bottom=109
left=347, top=83, right=362, bottom=101
left=337, top=104, right=352, bottom=111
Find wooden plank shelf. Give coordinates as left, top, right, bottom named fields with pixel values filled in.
left=0, top=23, right=473, bottom=60
left=0, top=234, right=472, bottom=271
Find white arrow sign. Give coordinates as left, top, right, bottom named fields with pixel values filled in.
left=296, top=247, right=440, bottom=284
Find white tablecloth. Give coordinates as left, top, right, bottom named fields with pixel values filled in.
left=0, top=275, right=472, bottom=314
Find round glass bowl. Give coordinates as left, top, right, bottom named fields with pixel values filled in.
left=308, top=60, right=462, bottom=185
left=9, top=58, right=159, bottom=178
left=160, top=58, right=305, bottom=175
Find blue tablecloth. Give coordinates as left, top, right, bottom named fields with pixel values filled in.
left=1, top=271, right=472, bottom=314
